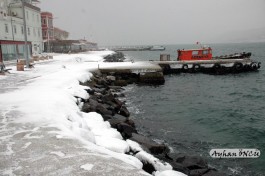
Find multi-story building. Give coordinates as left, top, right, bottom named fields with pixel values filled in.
left=40, top=11, right=98, bottom=53
left=48, top=39, right=98, bottom=53
left=54, top=27, right=69, bottom=40
left=0, top=0, right=42, bottom=63
left=41, top=11, right=53, bottom=52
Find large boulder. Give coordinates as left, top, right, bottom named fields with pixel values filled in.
left=163, top=153, right=216, bottom=175
left=130, top=133, right=167, bottom=155
left=114, top=80, right=128, bottom=86
left=104, top=101, right=120, bottom=112
left=86, top=88, right=95, bottom=95
left=118, top=106, right=130, bottom=117
left=88, top=98, right=99, bottom=107
left=169, top=161, right=190, bottom=175
left=108, top=115, right=127, bottom=128
left=106, top=75, right=116, bottom=81
left=96, top=104, right=113, bottom=116
left=113, top=92, right=125, bottom=98
left=202, top=169, right=226, bottom=176
left=102, top=94, right=115, bottom=103
left=166, top=153, right=208, bottom=170
left=94, top=84, right=106, bottom=89
left=82, top=102, right=95, bottom=113
left=139, top=72, right=165, bottom=85
left=155, top=153, right=189, bottom=175
left=190, top=168, right=209, bottom=176
left=93, top=87, right=107, bottom=94
left=101, top=114, right=113, bottom=121
left=117, top=122, right=137, bottom=139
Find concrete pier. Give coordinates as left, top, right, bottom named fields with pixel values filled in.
left=99, top=58, right=260, bottom=83
left=98, top=62, right=165, bottom=84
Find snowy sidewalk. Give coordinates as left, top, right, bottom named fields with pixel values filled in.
left=0, top=117, right=148, bottom=176
left=0, top=52, right=150, bottom=176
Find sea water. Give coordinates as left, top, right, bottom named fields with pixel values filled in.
left=122, top=42, right=265, bottom=176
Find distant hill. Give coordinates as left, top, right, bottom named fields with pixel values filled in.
left=211, top=27, right=265, bottom=43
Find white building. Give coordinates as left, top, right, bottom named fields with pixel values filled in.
left=0, top=0, right=42, bottom=63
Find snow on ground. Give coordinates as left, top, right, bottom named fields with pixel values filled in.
left=0, top=51, right=179, bottom=176
left=0, top=51, right=155, bottom=175
left=99, top=61, right=162, bottom=71
left=80, top=163, right=94, bottom=171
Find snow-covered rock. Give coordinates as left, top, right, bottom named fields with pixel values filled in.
left=154, top=170, right=187, bottom=176
left=126, top=139, right=144, bottom=153
left=135, top=151, right=172, bottom=172
left=92, top=128, right=123, bottom=140
left=95, top=136, right=130, bottom=153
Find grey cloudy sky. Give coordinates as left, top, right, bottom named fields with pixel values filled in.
left=38, top=0, right=265, bottom=46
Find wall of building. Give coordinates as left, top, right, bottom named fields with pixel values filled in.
left=0, top=0, right=43, bottom=62
left=54, top=27, right=69, bottom=40
left=41, top=12, right=53, bottom=41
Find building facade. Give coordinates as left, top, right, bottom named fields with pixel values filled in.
left=54, top=27, right=69, bottom=40
left=49, top=39, right=98, bottom=53
left=41, top=11, right=53, bottom=52
left=0, top=0, right=43, bottom=63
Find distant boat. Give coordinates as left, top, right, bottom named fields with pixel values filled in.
left=150, top=46, right=166, bottom=51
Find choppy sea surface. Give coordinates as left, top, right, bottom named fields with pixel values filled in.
left=122, top=43, right=265, bottom=176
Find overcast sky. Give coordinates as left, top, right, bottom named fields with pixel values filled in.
left=38, top=0, right=265, bottom=46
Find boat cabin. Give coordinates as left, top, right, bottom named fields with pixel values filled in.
left=177, top=47, right=212, bottom=61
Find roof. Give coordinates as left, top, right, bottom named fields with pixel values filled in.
left=178, top=47, right=211, bottom=52
left=24, top=2, right=40, bottom=12
left=41, top=11, right=53, bottom=17
left=48, top=40, right=97, bottom=45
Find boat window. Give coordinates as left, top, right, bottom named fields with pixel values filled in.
left=192, top=51, right=199, bottom=55
left=203, top=50, right=209, bottom=55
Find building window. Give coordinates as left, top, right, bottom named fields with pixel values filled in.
left=5, top=24, right=8, bottom=33
left=42, top=31, right=46, bottom=37
left=13, top=25, right=17, bottom=34
left=33, top=28, right=36, bottom=36
left=48, top=30, right=52, bottom=38
left=21, top=26, right=24, bottom=35
left=2, top=44, right=32, bottom=61
left=18, top=45, right=25, bottom=58
left=48, top=18, right=53, bottom=27
left=42, top=18, right=46, bottom=25
left=28, top=27, right=30, bottom=35
left=1, top=44, right=16, bottom=61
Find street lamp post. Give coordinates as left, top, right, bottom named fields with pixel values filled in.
left=21, top=0, right=30, bottom=68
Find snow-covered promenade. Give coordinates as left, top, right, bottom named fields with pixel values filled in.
left=0, top=51, right=186, bottom=176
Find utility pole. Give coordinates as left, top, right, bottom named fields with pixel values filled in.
left=21, top=0, right=30, bottom=68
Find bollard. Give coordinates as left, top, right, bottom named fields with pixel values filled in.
left=160, top=54, right=170, bottom=61
left=17, top=59, right=24, bottom=71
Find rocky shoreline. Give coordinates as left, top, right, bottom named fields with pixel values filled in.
left=78, top=56, right=226, bottom=176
